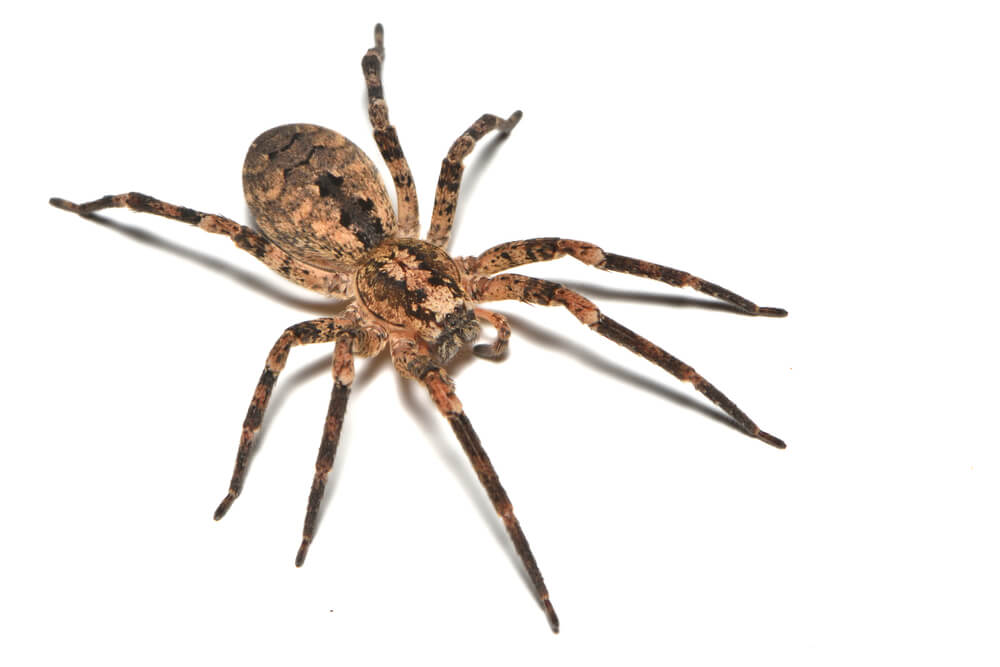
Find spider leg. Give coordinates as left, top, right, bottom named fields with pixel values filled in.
left=295, top=332, right=355, bottom=567
left=390, top=335, right=559, bottom=633
left=49, top=193, right=350, bottom=297
left=472, top=307, right=511, bottom=360
left=362, top=23, right=420, bottom=238
left=469, top=273, right=786, bottom=448
left=425, top=111, right=523, bottom=249
left=214, top=316, right=358, bottom=521
left=466, top=238, right=787, bottom=317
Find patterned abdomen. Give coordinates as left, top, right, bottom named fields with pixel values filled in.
left=243, top=124, right=397, bottom=271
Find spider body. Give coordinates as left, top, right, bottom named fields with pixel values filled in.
left=243, top=123, right=396, bottom=269
left=356, top=238, right=480, bottom=363
left=50, top=24, right=788, bottom=633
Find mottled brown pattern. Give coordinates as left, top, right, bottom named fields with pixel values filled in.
left=296, top=333, right=355, bottom=567
left=421, top=365, right=559, bottom=633
left=467, top=238, right=787, bottom=317
left=356, top=238, right=479, bottom=362
left=470, top=274, right=784, bottom=448
left=214, top=311, right=366, bottom=521
left=426, top=111, right=522, bottom=249
left=49, top=193, right=351, bottom=297
left=362, top=23, right=419, bottom=238
left=243, top=124, right=396, bottom=271
left=50, top=23, right=787, bottom=633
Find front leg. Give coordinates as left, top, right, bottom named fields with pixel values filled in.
left=465, top=237, right=787, bottom=317
left=50, top=193, right=351, bottom=297
left=469, top=273, right=786, bottom=449
left=362, top=24, right=420, bottom=237
left=296, top=332, right=356, bottom=567
left=389, top=335, right=559, bottom=633
left=214, top=316, right=360, bottom=521
left=425, top=111, right=522, bottom=249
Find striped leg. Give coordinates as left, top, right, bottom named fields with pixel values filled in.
left=295, top=332, right=355, bottom=567
left=49, top=193, right=350, bottom=297
left=389, top=335, right=559, bottom=633
left=467, top=238, right=787, bottom=317
left=214, top=317, right=354, bottom=520
left=362, top=23, right=419, bottom=238
left=473, top=308, right=511, bottom=360
left=425, top=111, right=522, bottom=249
left=470, top=273, right=786, bottom=448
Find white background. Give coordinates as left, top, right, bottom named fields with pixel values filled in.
left=3, top=1, right=999, bottom=664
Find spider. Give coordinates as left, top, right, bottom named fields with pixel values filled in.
left=50, top=24, right=787, bottom=633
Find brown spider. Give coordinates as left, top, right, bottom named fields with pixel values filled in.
left=50, top=24, right=787, bottom=633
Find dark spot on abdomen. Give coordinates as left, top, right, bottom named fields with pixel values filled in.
left=315, top=172, right=345, bottom=198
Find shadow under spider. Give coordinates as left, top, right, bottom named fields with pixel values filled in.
left=443, top=131, right=512, bottom=249
left=73, top=210, right=347, bottom=316
left=392, top=365, right=537, bottom=594
left=67, top=195, right=753, bottom=594
left=558, top=280, right=750, bottom=315
left=495, top=312, right=744, bottom=434
left=260, top=352, right=392, bottom=533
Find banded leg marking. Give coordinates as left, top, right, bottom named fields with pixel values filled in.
left=388, top=335, right=558, bottom=632
left=425, top=111, right=522, bottom=249
left=295, top=333, right=355, bottom=567
left=470, top=273, right=786, bottom=448
left=423, top=368, right=559, bottom=633
left=362, top=23, right=420, bottom=237
left=468, top=237, right=787, bottom=317
left=49, top=192, right=350, bottom=297
left=214, top=317, right=353, bottom=520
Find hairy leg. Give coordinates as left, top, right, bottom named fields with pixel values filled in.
left=425, top=111, right=522, bottom=249
left=50, top=193, right=351, bottom=297
left=390, top=335, right=559, bottom=632
left=295, top=332, right=355, bottom=567
left=362, top=23, right=420, bottom=237
left=469, top=273, right=785, bottom=448
left=465, top=237, right=786, bottom=317
left=214, top=316, right=360, bottom=520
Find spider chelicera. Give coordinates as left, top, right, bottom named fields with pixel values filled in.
left=50, top=24, right=787, bottom=633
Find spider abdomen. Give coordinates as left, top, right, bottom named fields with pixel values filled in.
left=243, top=123, right=397, bottom=272
left=356, top=239, right=479, bottom=362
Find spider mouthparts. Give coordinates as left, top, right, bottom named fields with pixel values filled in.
left=758, top=307, right=789, bottom=317
left=757, top=431, right=786, bottom=449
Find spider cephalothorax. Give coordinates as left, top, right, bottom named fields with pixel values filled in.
left=355, top=239, right=480, bottom=362
left=50, top=24, right=787, bottom=633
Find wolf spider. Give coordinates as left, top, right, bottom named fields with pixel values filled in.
left=50, top=24, right=787, bottom=632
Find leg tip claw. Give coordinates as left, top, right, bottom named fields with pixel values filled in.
left=758, top=307, right=788, bottom=317
left=544, top=599, right=560, bottom=633
left=502, top=110, right=523, bottom=134
left=295, top=539, right=310, bottom=568
left=373, top=23, right=384, bottom=57
left=49, top=197, right=77, bottom=212
left=757, top=430, right=786, bottom=449
left=213, top=493, right=236, bottom=521
left=473, top=343, right=506, bottom=361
